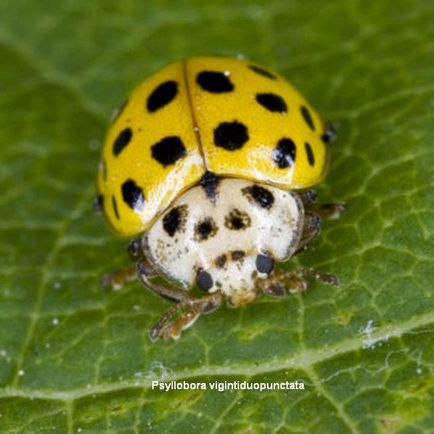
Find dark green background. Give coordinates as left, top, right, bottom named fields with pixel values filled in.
left=0, top=0, right=433, bottom=432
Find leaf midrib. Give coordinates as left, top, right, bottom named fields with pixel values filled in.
left=1, top=310, right=432, bottom=402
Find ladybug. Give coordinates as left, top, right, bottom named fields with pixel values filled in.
left=96, top=57, right=345, bottom=341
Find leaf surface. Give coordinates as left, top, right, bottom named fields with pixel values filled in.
left=0, top=0, right=433, bottom=432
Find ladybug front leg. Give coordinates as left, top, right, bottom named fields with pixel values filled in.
left=258, top=267, right=339, bottom=298
left=315, top=202, right=347, bottom=220
left=100, top=238, right=154, bottom=290
left=100, top=264, right=139, bottom=290
left=299, top=189, right=346, bottom=220
left=295, top=190, right=346, bottom=254
left=148, top=292, right=222, bottom=342
left=136, top=260, right=191, bottom=303
left=136, top=259, right=222, bottom=341
left=295, top=211, right=321, bottom=254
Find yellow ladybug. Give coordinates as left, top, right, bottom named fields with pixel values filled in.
left=97, top=57, right=345, bottom=342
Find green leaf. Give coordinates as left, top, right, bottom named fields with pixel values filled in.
left=0, top=0, right=433, bottom=432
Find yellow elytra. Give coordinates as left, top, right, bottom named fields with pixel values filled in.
left=97, top=57, right=332, bottom=236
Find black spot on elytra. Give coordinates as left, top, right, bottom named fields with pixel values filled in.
left=256, top=93, right=287, bottom=113
left=215, top=254, right=227, bottom=269
left=231, top=250, right=245, bottom=261
left=112, top=196, right=120, bottom=219
left=214, top=121, right=249, bottom=151
left=194, top=217, right=218, bottom=241
left=256, top=254, right=274, bottom=274
left=196, top=71, right=234, bottom=93
left=300, top=105, right=315, bottom=131
left=225, top=208, right=251, bottom=230
left=113, top=128, right=132, bottom=156
left=242, top=185, right=275, bottom=209
left=199, top=171, right=219, bottom=202
left=121, top=180, right=145, bottom=211
left=273, top=138, right=296, bottom=169
left=197, top=269, right=213, bottom=291
left=162, top=205, right=188, bottom=237
left=305, top=142, right=315, bottom=166
left=146, top=81, right=178, bottom=113
left=248, top=65, right=277, bottom=80
left=321, top=125, right=336, bottom=144
left=151, top=136, right=186, bottom=166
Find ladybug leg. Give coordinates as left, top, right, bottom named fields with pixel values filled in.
left=136, top=260, right=222, bottom=341
left=296, top=197, right=346, bottom=251
left=296, top=191, right=345, bottom=252
left=136, top=260, right=191, bottom=303
left=100, top=237, right=154, bottom=290
left=315, top=202, right=347, bottom=220
left=295, top=211, right=321, bottom=254
left=299, top=189, right=346, bottom=220
left=148, top=291, right=222, bottom=342
left=294, top=267, right=340, bottom=286
left=258, top=267, right=339, bottom=298
left=299, top=189, right=317, bottom=206
left=126, top=237, right=143, bottom=261
left=93, top=195, right=104, bottom=213
left=257, top=269, right=307, bottom=297
left=100, top=264, right=139, bottom=290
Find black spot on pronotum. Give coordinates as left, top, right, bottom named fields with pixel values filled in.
left=273, top=138, right=297, bottom=169
left=255, top=93, right=287, bottom=113
left=121, top=179, right=145, bottom=211
left=113, top=128, right=132, bottom=156
left=146, top=81, right=178, bottom=113
left=224, top=208, right=252, bottom=230
left=231, top=250, right=245, bottom=261
left=242, top=185, right=275, bottom=209
left=321, top=125, right=336, bottom=144
left=151, top=136, right=186, bottom=166
left=215, top=254, right=227, bottom=269
left=194, top=217, right=218, bottom=241
left=305, top=142, right=315, bottom=166
left=112, top=196, right=120, bottom=219
left=196, top=71, right=234, bottom=93
left=256, top=254, right=274, bottom=274
left=199, top=171, right=220, bottom=202
left=197, top=270, right=213, bottom=291
left=214, top=121, right=249, bottom=151
left=162, top=205, right=187, bottom=237
left=248, top=65, right=277, bottom=80
left=300, top=105, right=315, bottom=131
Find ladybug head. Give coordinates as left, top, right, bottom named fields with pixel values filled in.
left=195, top=252, right=275, bottom=306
